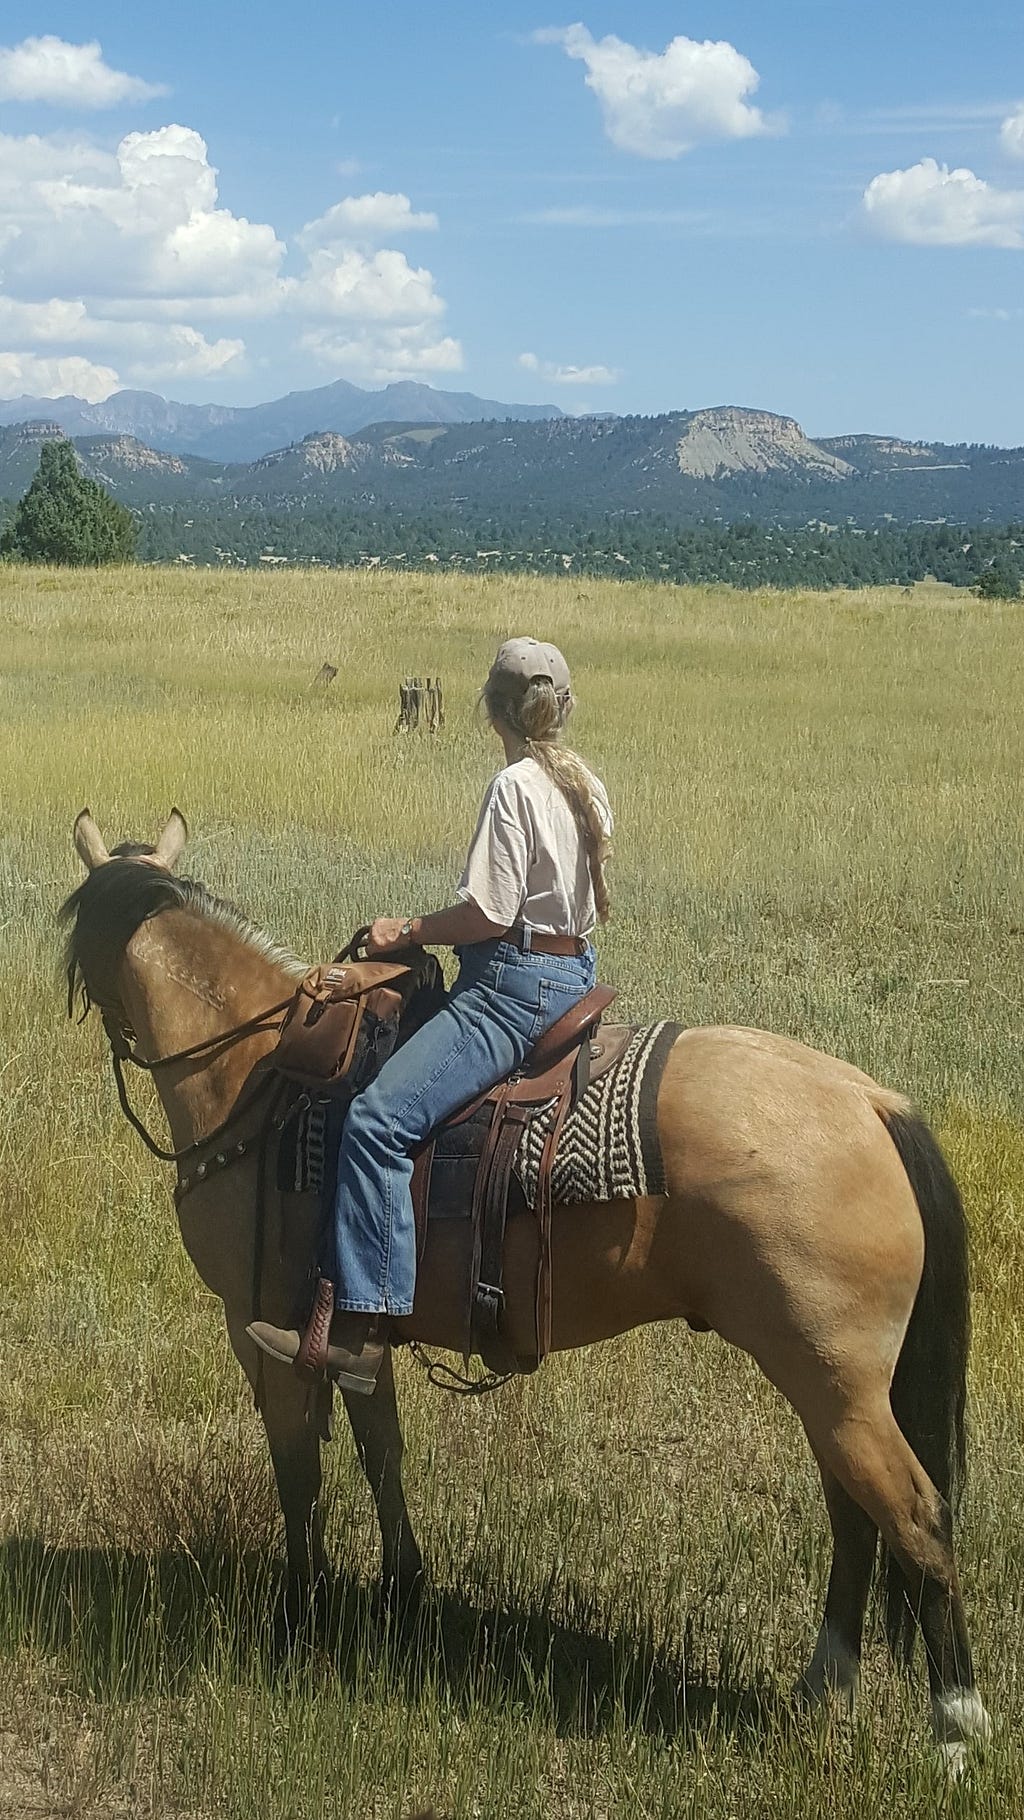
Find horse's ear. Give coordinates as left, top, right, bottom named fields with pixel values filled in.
left=74, top=807, right=110, bottom=871
left=152, top=807, right=188, bottom=871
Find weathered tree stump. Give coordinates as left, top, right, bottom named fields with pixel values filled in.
left=395, top=676, right=444, bottom=733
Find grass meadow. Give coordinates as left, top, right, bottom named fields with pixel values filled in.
left=1, top=564, right=1023, bottom=1816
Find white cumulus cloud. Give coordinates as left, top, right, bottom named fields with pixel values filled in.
left=300, top=325, right=463, bottom=382
left=0, top=297, right=94, bottom=343
left=0, top=121, right=460, bottom=393
left=1001, top=107, right=1024, bottom=160
left=518, top=350, right=619, bottom=385
left=0, top=295, right=246, bottom=388
left=127, top=323, right=246, bottom=383
left=289, top=222, right=458, bottom=379
left=0, top=128, right=111, bottom=228
left=534, top=22, right=779, bottom=157
left=152, top=207, right=285, bottom=299
left=298, top=246, right=446, bottom=323
left=0, top=350, right=120, bottom=402
left=302, top=192, right=438, bottom=245
left=0, top=35, right=165, bottom=108
left=862, top=157, right=1024, bottom=248
left=3, top=125, right=285, bottom=306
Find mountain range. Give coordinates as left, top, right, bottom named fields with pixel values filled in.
left=1, top=402, right=1021, bottom=530
left=0, top=377, right=563, bottom=463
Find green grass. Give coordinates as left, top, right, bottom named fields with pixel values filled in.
left=1, top=564, right=1022, bottom=1816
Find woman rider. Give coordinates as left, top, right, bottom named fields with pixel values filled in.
left=248, top=636, right=612, bottom=1394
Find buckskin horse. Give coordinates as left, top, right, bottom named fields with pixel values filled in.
left=61, top=809, right=991, bottom=1766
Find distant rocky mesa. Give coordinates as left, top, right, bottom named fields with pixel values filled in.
left=253, top=431, right=358, bottom=475
left=0, top=420, right=211, bottom=503
left=84, top=435, right=190, bottom=476
left=674, top=407, right=852, bottom=480
left=823, top=435, right=931, bottom=462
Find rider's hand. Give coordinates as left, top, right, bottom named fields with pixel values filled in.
left=365, top=916, right=412, bottom=956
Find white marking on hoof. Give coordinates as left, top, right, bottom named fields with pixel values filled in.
left=938, top=1739, right=967, bottom=1783
left=798, top=1622, right=859, bottom=1716
left=939, top=1741, right=969, bottom=1781
left=932, top=1688, right=992, bottom=1769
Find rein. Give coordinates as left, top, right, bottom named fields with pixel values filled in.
left=119, top=999, right=294, bottom=1077
left=93, top=989, right=295, bottom=1419
left=99, top=996, right=293, bottom=1182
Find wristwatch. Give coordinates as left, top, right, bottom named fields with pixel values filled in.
left=399, top=919, right=415, bottom=940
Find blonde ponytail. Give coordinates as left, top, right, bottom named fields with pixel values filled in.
left=483, top=674, right=611, bottom=923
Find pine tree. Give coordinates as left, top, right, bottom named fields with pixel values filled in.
left=976, top=565, right=1021, bottom=601
left=0, top=440, right=136, bottom=565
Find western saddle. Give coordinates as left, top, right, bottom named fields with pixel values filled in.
left=409, top=982, right=628, bottom=1371
left=273, top=951, right=626, bottom=1374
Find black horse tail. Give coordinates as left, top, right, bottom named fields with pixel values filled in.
left=877, top=1103, right=970, bottom=1660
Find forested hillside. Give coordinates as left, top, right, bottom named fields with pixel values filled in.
left=1, top=406, right=1021, bottom=588
left=129, top=502, right=1022, bottom=591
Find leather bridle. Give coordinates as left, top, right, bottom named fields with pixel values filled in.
left=81, top=923, right=376, bottom=1177
left=85, top=990, right=294, bottom=1194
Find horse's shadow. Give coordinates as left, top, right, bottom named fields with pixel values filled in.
left=0, top=1534, right=777, bottom=1743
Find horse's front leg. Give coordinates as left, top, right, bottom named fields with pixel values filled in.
left=341, top=1340, right=422, bottom=1613
left=227, top=1315, right=331, bottom=1635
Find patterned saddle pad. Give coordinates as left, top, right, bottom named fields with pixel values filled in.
left=514, top=1020, right=680, bottom=1207
left=280, top=1020, right=682, bottom=1215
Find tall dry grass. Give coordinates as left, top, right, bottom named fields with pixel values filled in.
left=0, top=564, right=1021, bottom=1816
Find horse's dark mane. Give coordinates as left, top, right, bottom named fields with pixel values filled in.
left=60, top=857, right=305, bottom=1009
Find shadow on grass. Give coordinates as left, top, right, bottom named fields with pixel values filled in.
left=0, top=1534, right=777, bottom=1743
left=382, top=1575, right=776, bottom=1742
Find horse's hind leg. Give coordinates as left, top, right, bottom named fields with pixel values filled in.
left=340, top=1341, right=423, bottom=1612
left=799, top=1456, right=877, bottom=1714
left=812, top=1400, right=990, bottom=1763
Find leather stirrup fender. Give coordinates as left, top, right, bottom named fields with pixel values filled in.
left=295, top=1276, right=335, bottom=1382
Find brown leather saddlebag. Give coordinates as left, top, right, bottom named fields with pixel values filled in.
left=274, top=938, right=441, bottom=1097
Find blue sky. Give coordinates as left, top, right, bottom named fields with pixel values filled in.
left=0, top=3, right=1021, bottom=441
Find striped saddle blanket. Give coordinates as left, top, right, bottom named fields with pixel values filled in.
left=282, top=1020, right=681, bottom=1216
left=512, top=1019, right=679, bottom=1208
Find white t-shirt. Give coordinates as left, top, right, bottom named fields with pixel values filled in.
left=457, top=755, right=612, bottom=938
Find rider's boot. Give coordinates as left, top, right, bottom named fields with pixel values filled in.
left=247, top=1278, right=384, bottom=1396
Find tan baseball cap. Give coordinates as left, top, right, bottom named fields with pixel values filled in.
left=487, top=636, right=572, bottom=697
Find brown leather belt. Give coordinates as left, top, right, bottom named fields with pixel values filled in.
left=506, top=925, right=589, bottom=957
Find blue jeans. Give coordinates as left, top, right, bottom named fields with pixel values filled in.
left=326, top=938, right=597, bottom=1315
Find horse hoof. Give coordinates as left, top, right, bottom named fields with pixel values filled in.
left=933, top=1689, right=992, bottom=1778
left=939, top=1742, right=968, bottom=1780
left=276, top=1574, right=333, bottom=1656
left=384, top=1565, right=425, bottom=1628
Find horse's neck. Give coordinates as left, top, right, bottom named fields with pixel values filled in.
left=119, top=908, right=294, bottom=1151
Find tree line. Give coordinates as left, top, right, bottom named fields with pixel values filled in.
left=1, top=441, right=1021, bottom=596
left=131, top=499, right=1023, bottom=595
